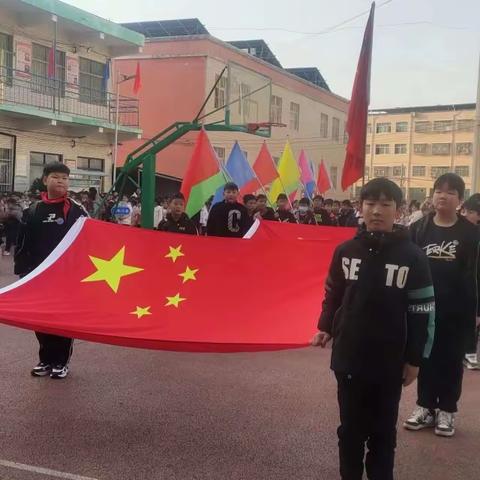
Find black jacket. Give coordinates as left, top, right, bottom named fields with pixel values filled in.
left=206, top=201, right=250, bottom=238
left=259, top=207, right=276, bottom=221
left=276, top=209, right=297, bottom=223
left=14, top=199, right=88, bottom=276
left=338, top=209, right=358, bottom=227
left=157, top=213, right=198, bottom=235
left=319, top=226, right=435, bottom=378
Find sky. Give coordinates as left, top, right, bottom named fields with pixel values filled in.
left=67, top=0, right=480, bottom=108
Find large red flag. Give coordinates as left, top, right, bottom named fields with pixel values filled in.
left=341, top=2, right=375, bottom=191
left=241, top=142, right=278, bottom=195
left=0, top=219, right=349, bottom=352
left=317, top=160, right=332, bottom=194
left=133, top=62, right=142, bottom=94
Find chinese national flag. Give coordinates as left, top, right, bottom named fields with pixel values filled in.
left=133, top=62, right=142, bottom=94
left=341, top=2, right=375, bottom=190
left=241, top=142, right=278, bottom=196
left=0, top=219, right=350, bottom=352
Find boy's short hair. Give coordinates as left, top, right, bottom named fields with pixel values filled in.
left=360, top=178, right=403, bottom=207
left=299, top=197, right=311, bottom=206
left=341, top=199, right=353, bottom=208
left=43, top=162, right=70, bottom=178
left=333, top=200, right=341, bottom=206
left=171, top=192, right=185, bottom=202
left=324, top=199, right=334, bottom=206
left=313, top=195, right=323, bottom=202
left=243, top=194, right=256, bottom=203
left=256, top=194, right=267, bottom=201
left=224, top=182, right=239, bottom=192
left=463, top=193, right=480, bottom=214
left=433, top=173, right=465, bottom=199
left=277, top=193, right=288, bottom=202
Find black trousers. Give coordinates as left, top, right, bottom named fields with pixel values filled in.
left=35, top=332, right=73, bottom=366
left=335, top=372, right=403, bottom=480
left=5, top=221, right=20, bottom=250
left=417, top=327, right=464, bottom=413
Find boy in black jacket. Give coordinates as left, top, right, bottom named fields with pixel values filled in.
left=157, top=193, right=198, bottom=235
left=312, top=178, right=435, bottom=480
left=275, top=193, right=297, bottom=223
left=14, top=162, right=88, bottom=379
left=255, top=194, right=276, bottom=221
left=206, top=182, right=250, bottom=238
left=404, top=173, right=480, bottom=436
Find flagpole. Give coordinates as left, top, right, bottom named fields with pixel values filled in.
left=52, top=15, right=57, bottom=114
left=113, top=69, right=120, bottom=190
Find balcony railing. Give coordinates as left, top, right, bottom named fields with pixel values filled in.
left=0, top=65, right=139, bottom=128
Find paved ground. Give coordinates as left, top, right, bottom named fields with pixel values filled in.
left=0, top=255, right=479, bottom=480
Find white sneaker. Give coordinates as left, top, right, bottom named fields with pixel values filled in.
left=464, top=354, right=480, bottom=370
left=435, top=410, right=455, bottom=437
left=404, top=406, right=436, bottom=431
left=3, top=251, right=10, bottom=256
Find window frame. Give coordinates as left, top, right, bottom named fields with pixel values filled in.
left=412, top=166, right=426, bottom=177
left=77, top=156, right=105, bottom=172
left=431, top=143, right=451, bottom=156
left=394, top=144, right=407, bottom=155
left=79, top=57, right=107, bottom=106
left=376, top=122, right=391, bottom=134
left=395, top=121, right=408, bottom=133
left=332, top=117, right=340, bottom=141
left=375, top=144, right=390, bottom=155
left=270, top=95, right=283, bottom=124
left=320, top=113, right=329, bottom=138
left=289, top=101, right=300, bottom=131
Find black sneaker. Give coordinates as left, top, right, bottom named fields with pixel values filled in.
left=31, top=362, right=52, bottom=377
left=50, top=365, right=69, bottom=379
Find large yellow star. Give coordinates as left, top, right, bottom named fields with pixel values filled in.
left=165, top=293, right=186, bottom=308
left=130, top=306, right=152, bottom=319
left=165, top=245, right=185, bottom=263
left=178, top=266, right=199, bottom=283
left=81, top=246, right=143, bottom=293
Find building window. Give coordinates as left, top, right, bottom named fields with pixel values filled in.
left=457, top=119, right=474, bottom=131
left=289, top=102, right=300, bottom=131
left=376, top=122, right=391, bottom=134
left=320, top=113, right=329, bottom=138
left=332, top=117, right=340, bottom=141
left=30, top=152, right=63, bottom=182
left=0, top=32, right=13, bottom=85
left=214, top=74, right=226, bottom=109
left=433, top=120, right=453, bottom=132
left=431, top=166, right=450, bottom=178
left=432, top=143, right=451, bottom=155
left=330, top=166, right=338, bottom=189
left=80, top=57, right=106, bottom=105
left=414, top=143, right=429, bottom=154
left=365, top=166, right=370, bottom=177
left=367, top=123, right=372, bottom=133
left=375, top=144, right=390, bottom=155
left=238, top=82, right=252, bottom=117
left=365, top=144, right=370, bottom=154
left=395, top=144, right=407, bottom=154
left=454, top=166, right=469, bottom=177
left=392, top=166, right=404, bottom=177
left=0, top=147, right=13, bottom=192
left=213, top=147, right=226, bottom=163
left=409, top=187, right=427, bottom=201
left=32, top=43, right=66, bottom=95
left=415, top=121, right=431, bottom=133
left=456, top=142, right=472, bottom=155
left=270, top=95, right=282, bottom=123
left=343, top=121, right=348, bottom=144
left=77, top=157, right=105, bottom=171
left=412, top=166, right=426, bottom=177
left=374, top=166, right=390, bottom=177
left=396, top=122, right=408, bottom=132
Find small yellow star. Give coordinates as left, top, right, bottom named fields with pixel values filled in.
left=130, top=306, right=152, bottom=319
left=165, top=293, right=186, bottom=308
left=165, top=245, right=185, bottom=263
left=81, top=246, right=143, bottom=293
left=178, top=266, right=199, bottom=283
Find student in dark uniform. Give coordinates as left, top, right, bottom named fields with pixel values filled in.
left=14, top=162, right=88, bottom=379
left=157, top=193, right=198, bottom=235
left=312, top=195, right=332, bottom=226
left=243, top=194, right=257, bottom=230
left=404, top=173, right=480, bottom=437
left=313, top=178, right=434, bottom=480
left=296, top=197, right=316, bottom=225
left=275, top=193, right=297, bottom=223
left=206, top=182, right=250, bottom=238
left=255, top=194, right=276, bottom=221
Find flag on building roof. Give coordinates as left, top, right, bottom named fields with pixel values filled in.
left=267, top=141, right=300, bottom=204
left=181, top=129, right=225, bottom=217
left=341, top=2, right=375, bottom=190
left=212, top=142, right=255, bottom=204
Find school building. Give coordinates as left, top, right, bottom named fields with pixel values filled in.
left=356, top=103, right=476, bottom=201
left=114, top=18, right=350, bottom=199
left=0, top=0, right=144, bottom=193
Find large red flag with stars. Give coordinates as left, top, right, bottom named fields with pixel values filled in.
left=0, top=219, right=349, bottom=352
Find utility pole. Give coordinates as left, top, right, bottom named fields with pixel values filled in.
left=471, top=53, right=480, bottom=194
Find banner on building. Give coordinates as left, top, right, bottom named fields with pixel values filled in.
left=15, top=37, right=32, bottom=79
left=66, top=53, right=79, bottom=90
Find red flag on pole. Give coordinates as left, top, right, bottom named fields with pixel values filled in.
left=133, top=62, right=142, bottom=94
left=317, top=160, right=332, bottom=194
left=341, top=2, right=375, bottom=191
left=241, top=142, right=279, bottom=195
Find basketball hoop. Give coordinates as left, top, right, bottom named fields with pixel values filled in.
left=246, top=122, right=287, bottom=134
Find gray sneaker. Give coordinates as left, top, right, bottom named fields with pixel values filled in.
left=404, top=406, right=436, bottom=431
left=435, top=410, right=455, bottom=437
